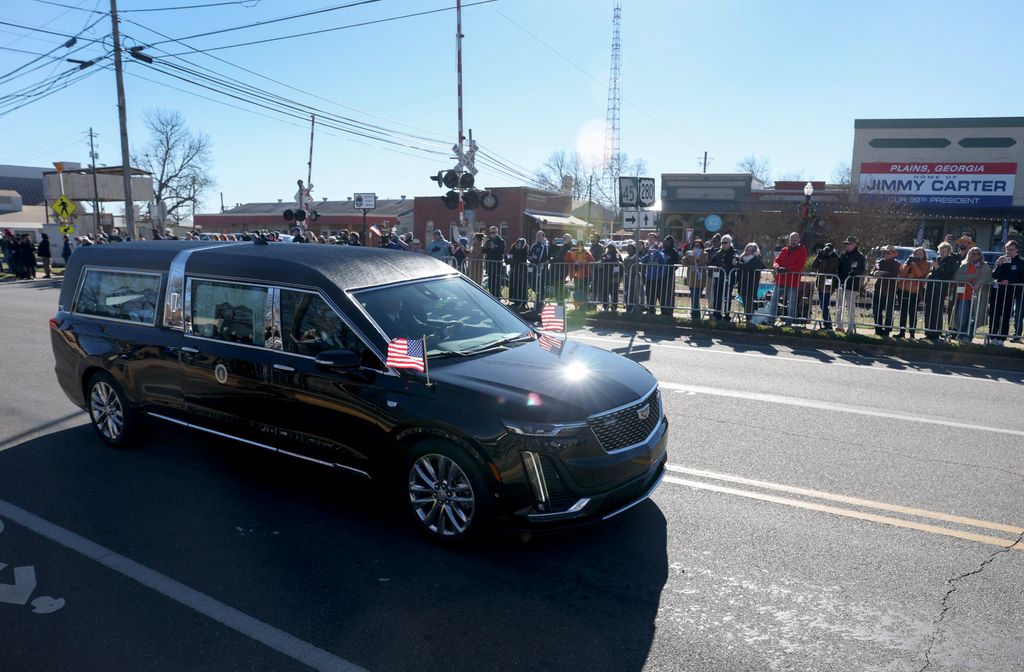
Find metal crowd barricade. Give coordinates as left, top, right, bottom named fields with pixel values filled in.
left=723, top=269, right=840, bottom=328
left=983, top=282, right=1024, bottom=343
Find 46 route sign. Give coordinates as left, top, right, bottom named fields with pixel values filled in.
left=618, top=176, right=657, bottom=208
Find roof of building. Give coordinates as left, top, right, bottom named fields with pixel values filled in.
left=212, top=199, right=414, bottom=218
left=0, top=176, right=45, bottom=205
left=63, top=240, right=457, bottom=295
left=855, top=117, right=1024, bottom=129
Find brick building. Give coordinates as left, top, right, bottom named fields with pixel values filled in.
left=193, top=198, right=414, bottom=240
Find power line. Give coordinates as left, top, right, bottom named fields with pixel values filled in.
left=122, top=17, right=451, bottom=142
left=29, top=0, right=262, bottom=12
left=157, top=0, right=499, bottom=55
left=0, top=61, right=108, bottom=118
left=149, top=0, right=381, bottom=45
left=0, top=11, right=108, bottom=84
left=0, top=19, right=107, bottom=44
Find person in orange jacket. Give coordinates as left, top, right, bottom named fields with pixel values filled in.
left=895, top=246, right=930, bottom=338
left=770, top=232, right=809, bottom=326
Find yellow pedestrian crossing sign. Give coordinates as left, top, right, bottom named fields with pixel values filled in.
left=52, top=195, right=76, bottom=219
left=59, top=225, right=75, bottom=235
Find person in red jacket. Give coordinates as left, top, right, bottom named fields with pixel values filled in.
left=770, top=232, right=809, bottom=326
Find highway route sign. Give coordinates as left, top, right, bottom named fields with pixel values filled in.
left=618, top=177, right=638, bottom=208
left=638, top=177, right=656, bottom=207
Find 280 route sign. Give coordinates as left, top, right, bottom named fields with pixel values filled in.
left=618, top=176, right=657, bottom=208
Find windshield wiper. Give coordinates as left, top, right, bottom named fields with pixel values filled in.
left=452, top=334, right=534, bottom=356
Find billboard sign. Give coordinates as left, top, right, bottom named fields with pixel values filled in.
left=858, top=162, right=1016, bottom=208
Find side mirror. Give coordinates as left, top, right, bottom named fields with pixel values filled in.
left=314, top=349, right=361, bottom=369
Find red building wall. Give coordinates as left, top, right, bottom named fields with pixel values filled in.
left=413, top=187, right=571, bottom=243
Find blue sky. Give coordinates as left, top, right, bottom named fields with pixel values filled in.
left=2, top=0, right=1023, bottom=211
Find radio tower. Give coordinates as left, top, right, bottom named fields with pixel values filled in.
left=603, top=1, right=622, bottom=212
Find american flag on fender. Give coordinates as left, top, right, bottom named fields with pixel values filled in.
left=386, top=337, right=426, bottom=372
left=540, top=303, right=565, bottom=332
left=537, top=332, right=564, bottom=354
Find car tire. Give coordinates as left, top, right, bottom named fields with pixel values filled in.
left=86, top=371, right=139, bottom=448
left=402, top=440, right=492, bottom=545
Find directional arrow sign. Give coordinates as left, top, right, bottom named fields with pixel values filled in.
left=0, top=563, right=37, bottom=606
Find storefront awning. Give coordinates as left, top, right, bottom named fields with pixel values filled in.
left=524, top=210, right=591, bottom=229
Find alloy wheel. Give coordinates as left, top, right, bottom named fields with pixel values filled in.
left=90, top=381, right=124, bottom=442
left=408, top=453, right=476, bottom=537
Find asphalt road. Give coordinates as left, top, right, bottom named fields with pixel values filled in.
left=1, top=279, right=1022, bottom=672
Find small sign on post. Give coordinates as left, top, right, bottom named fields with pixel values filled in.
left=52, top=195, right=76, bottom=220
left=353, top=193, right=376, bottom=210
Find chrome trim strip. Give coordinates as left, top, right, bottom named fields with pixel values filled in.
left=587, top=382, right=659, bottom=420
left=163, top=243, right=230, bottom=330
left=272, top=364, right=295, bottom=372
left=183, top=334, right=271, bottom=352
left=526, top=497, right=592, bottom=521
left=147, top=412, right=372, bottom=479
left=181, top=346, right=200, bottom=354
left=600, top=469, right=665, bottom=521
left=147, top=413, right=277, bottom=453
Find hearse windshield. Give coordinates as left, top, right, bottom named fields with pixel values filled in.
left=354, top=276, right=531, bottom=357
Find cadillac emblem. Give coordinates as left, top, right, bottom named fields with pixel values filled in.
left=636, top=403, right=650, bottom=421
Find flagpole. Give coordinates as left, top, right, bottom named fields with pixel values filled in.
left=422, top=334, right=430, bottom=386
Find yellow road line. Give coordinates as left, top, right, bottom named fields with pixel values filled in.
left=666, top=464, right=1024, bottom=535
left=663, top=475, right=1024, bottom=550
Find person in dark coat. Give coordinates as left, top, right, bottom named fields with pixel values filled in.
left=507, top=237, right=530, bottom=308
left=597, top=243, right=623, bottom=311
left=660, top=236, right=682, bottom=316
left=836, top=236, right=867, bottom=334
left=989, top=239, right=1024, bottom=342
left=482, top=225, right=506, bottom=299
left=735, top=243, right=764, bottom=321
left=61, top=235, right=72, bottom=267
left=870, top=245, right=901, bottom=336
left=708, top=234, right=737, bottom=320
left=37, top=233, right=52, bottom=278
left=923, top=241, right=959, bottom=339
left=810, top=243, right=840, bottom=330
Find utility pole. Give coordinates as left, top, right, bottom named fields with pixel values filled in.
left=109, top=0, right=134, bottom=235
left=306, top=114, right=315, bottom=204
left=698, top=151, right=712, bottom=173
left=88, top=127, right=101, bottom=235
left=455, top=0, right=465, bottom=229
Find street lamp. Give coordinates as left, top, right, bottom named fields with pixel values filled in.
left=800, top=182, right=815, bottom=246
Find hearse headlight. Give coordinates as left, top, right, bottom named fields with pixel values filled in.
left=502, top=419, right=586, bottom=438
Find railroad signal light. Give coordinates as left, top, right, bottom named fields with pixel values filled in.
left=283, top=209, right=295, bottom=222
left=459, top=172, right=474, bottom=189
left=441, top=191, right=460, bottom=210
left=442, top=170, right=460, bottom=189
left=479, top=190, right=499, bottom=211
left=462, top=189, right=480, bottom=210
left=429, top=171, right=445, bottom=187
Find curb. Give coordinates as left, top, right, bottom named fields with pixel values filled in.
left=582, top=317, right=1024, bottom=371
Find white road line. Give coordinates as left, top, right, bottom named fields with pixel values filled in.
left=0, top=500, right=366, bottom=672
left=658, top=381, right=1024, bottom=437
left=572, top=333, right=1023, bottom=383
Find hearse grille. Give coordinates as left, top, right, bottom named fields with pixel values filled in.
left=589, top=389, right=661, bottom=453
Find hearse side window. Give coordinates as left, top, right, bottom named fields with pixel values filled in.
left=75, top=269, right=161, bottom=324
left=279, top=289, right=380, bottom=367
left=190, top=279, right=268, bottom=347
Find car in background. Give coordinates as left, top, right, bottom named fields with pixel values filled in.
left=869, top=246, right=939, bottom=264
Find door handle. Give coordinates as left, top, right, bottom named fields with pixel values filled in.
left=181, top=346, right=200, bottom=354
left=273, top=364, right=295, bottom=373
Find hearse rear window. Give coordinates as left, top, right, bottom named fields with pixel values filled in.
left=75, top=269, right=161, bottom=324
left=190, top=279, right=268, bottom=346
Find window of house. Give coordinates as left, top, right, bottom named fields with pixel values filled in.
left=189, top=279, right=268, bottom=346
left=74, top=269, right=161, bottom=324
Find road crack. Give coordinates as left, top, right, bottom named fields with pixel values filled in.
left=917, top=529, right=1024, bottom=672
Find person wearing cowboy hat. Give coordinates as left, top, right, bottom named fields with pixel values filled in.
left=869, top=245, right=901, bottom=336
left=955, top=234, right=974, bottom=262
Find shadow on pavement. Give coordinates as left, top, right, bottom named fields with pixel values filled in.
left=0, top=423, right=668, bottom=672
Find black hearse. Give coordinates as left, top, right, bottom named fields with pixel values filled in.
left=51, top=241, right=667, bottom=542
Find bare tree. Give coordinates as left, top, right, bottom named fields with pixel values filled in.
left=831, top=161, right=852, bottom=186
left=825, top=196, right=919, bottom=252
left=776, top=170, right=805, bottom=182
left=132, top=109, right=214, bottom=223
left=736, top=155, right=772, bottom=185
left=532, top=150, right=648, bottom=210
left=733, top=200, right=797, bottom=259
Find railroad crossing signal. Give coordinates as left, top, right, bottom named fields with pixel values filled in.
left=52, top=195, right=75, bottom=220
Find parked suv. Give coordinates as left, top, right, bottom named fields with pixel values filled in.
left=51, top=241, right=668, bottom=543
